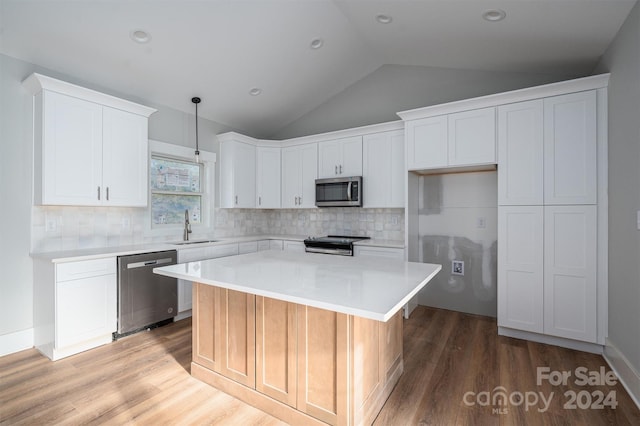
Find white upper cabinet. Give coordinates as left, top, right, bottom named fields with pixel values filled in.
left=448, top=107, right=496, bottom=166
left=498, top=91, right=597, bottom=206
left=24, top=73, right=156, bottom=207
left=318, top=136, right=362, bottom=178
left=102, top=107, right=148, bottom=206
left=282, top=143, right=317, bottom=208
left=220, top=139, right=256, bottom=208
left=544, top=91, right=597, bottom=205
left=405, top=107, right=496, bottom=171
left=256, top=146, right=281, bottom=208
left=498, top=100, right=544, bottom=205
left=363, top=130, right=404, bottom=208
left=406, top=115, right=448, bottom=170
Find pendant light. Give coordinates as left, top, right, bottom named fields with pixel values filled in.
left=192, top=97, right=201, bottom=163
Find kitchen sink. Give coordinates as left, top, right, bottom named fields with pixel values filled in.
left=172, top=240, right=219, bottom=246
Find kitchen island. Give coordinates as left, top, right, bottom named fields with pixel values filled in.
left=154, top=251, right=441, bottom=425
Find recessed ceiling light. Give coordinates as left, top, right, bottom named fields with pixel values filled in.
left=482, top=9, right=506, bottom=22
left=249, top=88, right=262, bottom=96
left=130, top=29, right=151, bottom=43
left=310, top=38, right=324, bottom=50
left=376, top=14, right=393, bottom=24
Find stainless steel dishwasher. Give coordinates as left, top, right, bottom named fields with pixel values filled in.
left=115, top=250, right=178, bottom=339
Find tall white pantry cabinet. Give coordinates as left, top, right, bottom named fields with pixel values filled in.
left=497, top=87, right=607, bottom=349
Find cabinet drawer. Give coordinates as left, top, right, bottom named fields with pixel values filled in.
left=354, top=246, right=404, bottom=260
left=239, top=241, right=258, bottom=254
left=56, top=258, right=116, bottom=282
left=257, top=240, right=271, bottom=251
left=178, top=247, right=208, bottom=263
left=208, top=244, right=239, bottom=259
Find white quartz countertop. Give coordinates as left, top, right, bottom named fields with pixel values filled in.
left=30, top=235, right=404, bottom=263
left=154, top=250, right=440, bottom=322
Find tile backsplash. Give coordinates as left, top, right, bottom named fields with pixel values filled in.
left=31, top=206, right=404, bottom=252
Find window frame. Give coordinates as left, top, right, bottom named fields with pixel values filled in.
left=144, top=140, right=216, bottom=237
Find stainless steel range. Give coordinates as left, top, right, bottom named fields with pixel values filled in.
left=303, top=235, right=370, bottom=256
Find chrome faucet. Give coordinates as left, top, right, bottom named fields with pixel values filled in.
left=183, top=209, right=192, bottom=241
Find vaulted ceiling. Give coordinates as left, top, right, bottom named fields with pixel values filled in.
left=1, top=0, right=636, bottom=137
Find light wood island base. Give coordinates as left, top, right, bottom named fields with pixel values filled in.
left=191, top=282, right=403, bottom=426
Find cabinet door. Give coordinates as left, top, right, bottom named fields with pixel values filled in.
left=299, top=143, right=318, bottom=208
left=297, top=306, right=348, bottom=425
left=406, top=115, right=448, bottom=170
left=238, top=241, right=259, bottom=254
left=177, top=280, right=192, bottom=313
left=497, top=206, right=544, bottom=333
left=256, top=297, right=297, bottom=407
left=218, top=289, right=256, bottom=387
left=102, top=107, right=148, bottom=206
left=281, top=146, right=302, bottom=208
left=318, top=140, right=342, bottom=178
left=363, top=130, right=404, bottom=208
left=498, top=100, right=544, bottom=205
left=56, top=273, right=117, bottom=348
left=192, top=283, right=220, bottom=371
left=544, top=91, right=597, bottom=205
left=256, top=146, right=281, bottom=208
left=340, top=136, right=363, bottom=176
left=220, top=140, right=256, bottom=208
left=448, top=107, right=496, bottom=166
left=544, top=205, right=597, bottom=342
left=42, top=90, right=103, bottom=205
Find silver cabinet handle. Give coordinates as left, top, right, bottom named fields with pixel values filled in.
left=258, top=196, right=262, bottom=206
left=299, top=196, right=302, bottom=205
left=295, top=196, right=298, bottom=205
left=335, top=165, right=338, bottom=175
left=235, top=195, right=238, bottom=205
left=106, top=187, right=109, bottom=201
left=347, top=181, right=352, bottom=201
left=97, top=186, right=100, bottom=200
left=339, top=164, right=343, bottom=174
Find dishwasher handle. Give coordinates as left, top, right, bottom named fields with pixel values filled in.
left=127, top=257, right=175, bottom=269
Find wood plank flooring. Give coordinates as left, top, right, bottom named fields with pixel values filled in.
left=1, top=306, right=638, bottom=425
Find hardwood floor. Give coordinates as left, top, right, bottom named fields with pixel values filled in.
left=1, top=307, right=638, bottom=425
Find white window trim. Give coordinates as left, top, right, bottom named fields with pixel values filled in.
left=144, top=140, right=216, bottom=238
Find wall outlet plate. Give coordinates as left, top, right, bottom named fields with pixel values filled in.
left=452, top=260, right=464, bottom=276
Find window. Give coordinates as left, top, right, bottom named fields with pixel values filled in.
left=150, top=156, right=203, bottom=226
left=146, top=140, right=216, bottom=236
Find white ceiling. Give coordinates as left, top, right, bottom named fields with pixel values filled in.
left=1, top=0, right=636, bottom=137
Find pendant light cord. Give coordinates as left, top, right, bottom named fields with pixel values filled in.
left=192, top=97, right=201, bottom=159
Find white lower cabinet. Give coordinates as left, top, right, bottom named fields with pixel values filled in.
left=353, top=245, right=404, bottom=260
left=177, top=244, right=240, bottom=315
left=283, top=241, right=305, bottom=252
left=34, top=257, right=117, bottom=360
left=543, top=205, right=597, bottom=342
left=498, top=205, right=598, bottom=343
left=257, top=240, right=271, bottom=251
left=239, top=241, right=259, bottom=254
left=269, top=240, right=284, bottom=250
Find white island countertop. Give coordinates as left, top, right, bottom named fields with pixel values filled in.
left=154, top=250, right=440, bottom=322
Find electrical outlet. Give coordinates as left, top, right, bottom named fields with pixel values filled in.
left=476, top=217, right=486, bottom=229
left=391, top=215, right=399, bottom=225
left=452, top=260, right=464, bottom=276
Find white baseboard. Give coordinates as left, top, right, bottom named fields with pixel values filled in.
left=174, top=310, right=192, bottom=322
left=603, top=339, right=640, bottom=410
left=498, top=326, right=604, bottom=354
left=0, top=328, right=34, bottom=357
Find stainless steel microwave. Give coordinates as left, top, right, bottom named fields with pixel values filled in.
left=315, top=176, right=362, bottom=207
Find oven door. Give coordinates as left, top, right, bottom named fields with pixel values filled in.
left=315, top=176, right=362, bottom=207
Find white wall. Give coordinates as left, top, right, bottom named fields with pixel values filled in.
left=415, top=172, right=498, bottom=317
left=593, top=1, right=640, bottom=399
left=272, top=64, right=576, bottom=139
